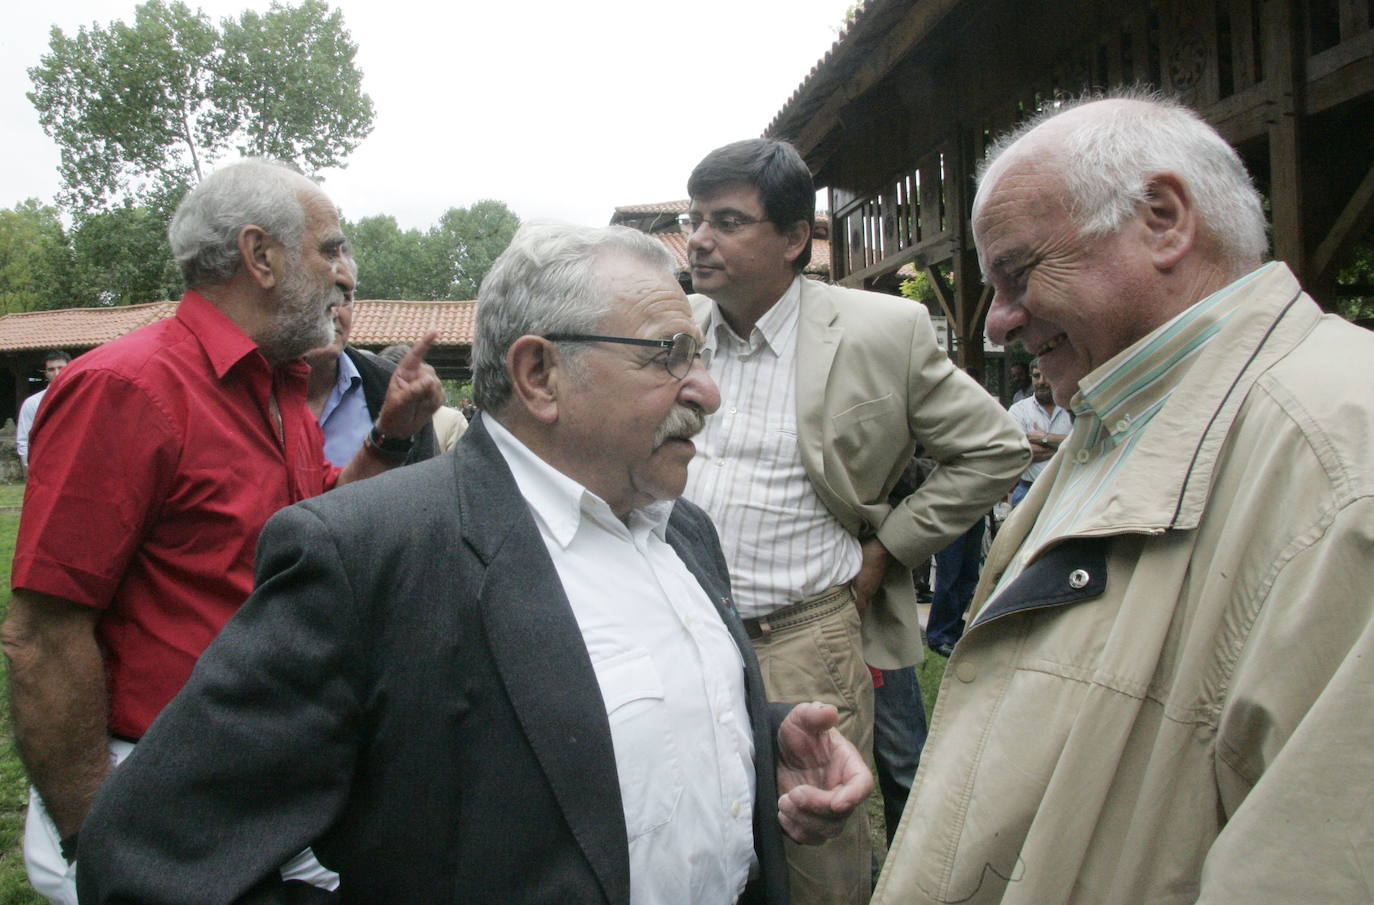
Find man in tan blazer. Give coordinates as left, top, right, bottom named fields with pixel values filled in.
left=681, top=138, right=1028, bottom=905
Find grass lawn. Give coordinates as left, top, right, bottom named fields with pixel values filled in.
left=0, top=482, right=42, bottom=904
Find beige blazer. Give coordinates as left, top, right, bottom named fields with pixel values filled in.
left=693, top=277, right=1028, bottom=668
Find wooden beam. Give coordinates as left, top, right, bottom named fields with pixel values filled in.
left=1264, top=0, right=1308, bottom=279
left=925, top=264, right=956, bottom=325
left=1311, top=157, right=1374, bottom=283
left=836, top=235, right=957, bottom=288
left=785, top=0, right=966, bottom=157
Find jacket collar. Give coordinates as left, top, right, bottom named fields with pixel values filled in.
left=451, top=413, right=631, bottom=904
left=1026, top=264, right=1314, bottom=539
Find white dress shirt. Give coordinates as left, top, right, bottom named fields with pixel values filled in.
left=685, top=275, right=861, bottom=617
left=1007, top=395, right=1073, bottom=483
left=487, top=417, right=757, bottom=905
left=16, top=387, right=47, bottom=466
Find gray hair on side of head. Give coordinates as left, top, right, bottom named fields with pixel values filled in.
left=973, top=88, right=1269, bottom=268
left=168, top=158, right=313, bottom=288
left=471, top=222, right=677, bottom=412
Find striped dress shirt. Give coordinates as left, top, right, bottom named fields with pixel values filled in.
left=991, top=262, right=1275, bottom=595
left=684, top=276, right=861, bottom=619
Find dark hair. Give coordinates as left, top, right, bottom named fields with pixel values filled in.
left=687, top=138, right=815, bottom=271
left=43, top=350, right=71, bottom=365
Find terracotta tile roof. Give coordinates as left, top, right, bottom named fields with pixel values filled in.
left=614, top=200, right=690, bottom=215
left=350, top=300, right=475, bottom=346
left=0, top=299, right=476, bottom=353
left=0, top=301, right=178, bottom=352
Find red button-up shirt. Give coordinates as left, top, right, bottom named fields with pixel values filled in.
left=13, top=291, right=340, bottom=737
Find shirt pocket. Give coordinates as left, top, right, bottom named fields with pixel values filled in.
left=594, top=650, right=685, bottom=840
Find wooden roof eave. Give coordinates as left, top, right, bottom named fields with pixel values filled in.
left=764, top=0, right=968, bottom=170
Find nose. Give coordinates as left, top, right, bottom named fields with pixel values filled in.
left=336, top=257, right=357, bottom=294
left=686, top=222, right=713, bottom=256
left=679, top=357, right=720, bottom=415
left=984, top=290, right=1025, bottom=347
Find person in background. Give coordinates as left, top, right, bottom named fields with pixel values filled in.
left=1007, top=360, right=1031, bottom=403
left=304, top=296, right=437, bottom=467
left=15, top=351, right=70, bottom=476
left=380, top=342, right=467, bottom=452
left=1006, top=359, right=1072, bottom=507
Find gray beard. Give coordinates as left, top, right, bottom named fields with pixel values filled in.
left=258, top=267, right=337, bottom=364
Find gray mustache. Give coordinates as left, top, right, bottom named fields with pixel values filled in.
left=652, top=406, right=706, bottom=447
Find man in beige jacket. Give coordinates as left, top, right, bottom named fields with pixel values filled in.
left=874, top=93, right=1374, bottom=904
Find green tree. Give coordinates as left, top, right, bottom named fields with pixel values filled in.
left=346, top=202, right=520, bottom=300
left=214, top=1, right=373, bottom=172
left=346, top=215, right=446, bottom=300
left=68, top=204, right=184, bottom=306
left=0, top=200, right=75, bottom=313
left=428, top=200, right=521, bottom=300
left=28, top=0, right=374, bottom=212
left=1336, top=244, right=1374, bottom=324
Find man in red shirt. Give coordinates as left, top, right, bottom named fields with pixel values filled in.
left=1, top=158, right=442, bottom=904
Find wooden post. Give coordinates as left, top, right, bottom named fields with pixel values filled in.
left=1264, top=0, right=1308, bottom=280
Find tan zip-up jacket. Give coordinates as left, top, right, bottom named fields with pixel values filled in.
left=875, top=264, right=1374, bottom=904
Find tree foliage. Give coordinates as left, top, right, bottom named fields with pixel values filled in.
left=0, top=201, right=74, bottom=314
left=28, top=0, right=373, bottom=212
left=68, top=205, right=184, bottom=306
left=1336, top=244, right=1374, bottom=325
left=346, top=201, right=521, bottom=300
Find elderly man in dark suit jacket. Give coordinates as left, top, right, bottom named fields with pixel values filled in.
left=76, top=222, right=872, bottom=905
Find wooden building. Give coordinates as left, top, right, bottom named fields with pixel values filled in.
left=764, top=0, right=1374, bottom=375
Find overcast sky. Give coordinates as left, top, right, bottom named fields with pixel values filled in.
left=1, top=0, right=855, bottom=230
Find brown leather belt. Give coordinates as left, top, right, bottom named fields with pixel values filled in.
left=742, top=584, right=852, bottom=641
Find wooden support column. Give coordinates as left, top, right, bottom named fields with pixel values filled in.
left=954, top=248, right=986, bottom=374
left=1264, top=0, right=1309, bottom=280
left=950, top=123, right=984, bottom=374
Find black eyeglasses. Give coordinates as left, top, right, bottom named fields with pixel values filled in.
left=677, top=213, right=771, bottom=235
left=543, top=332, right=700, bottom=379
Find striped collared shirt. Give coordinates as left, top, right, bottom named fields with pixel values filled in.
left=684, top=276, right=861, bottom=618
left=992, top=263, right=1276, bottom=593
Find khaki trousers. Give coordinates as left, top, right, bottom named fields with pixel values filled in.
left=749, top=587, right=874, bottom=905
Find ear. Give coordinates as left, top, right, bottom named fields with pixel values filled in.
left=1139, top=173, right=1195, bottom=270
left=506, top=335, right=563, bottom=424
left=238, top=225, right=284, bottom=291
left=780, top=219, right=811, bottom=267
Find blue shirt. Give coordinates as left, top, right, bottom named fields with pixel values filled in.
left=317, top=350, right=372, bottom=466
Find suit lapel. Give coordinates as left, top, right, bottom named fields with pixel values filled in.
left=794, top=279, right=842, bottom=496
left=456, top=416, right=630, bottom=905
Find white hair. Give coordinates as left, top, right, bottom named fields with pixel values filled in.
left=168, top=158, right=313, bottom=288
left=471, top=222, right=677, bottom=411
left=974, top=90, right=1268, bottom=267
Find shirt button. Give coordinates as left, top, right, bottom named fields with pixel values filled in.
left=729, top=406, right=737, bottom=415
left=1074, top=450, right=1090, bottom=464
left=1114, top=419, right=1129, bottom=432
left=716, top=459, right=725, bottom=467
left=955, top=661, right=977, bottom=683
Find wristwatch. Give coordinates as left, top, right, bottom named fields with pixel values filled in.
left=366, top=422, right=416, bottom=462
